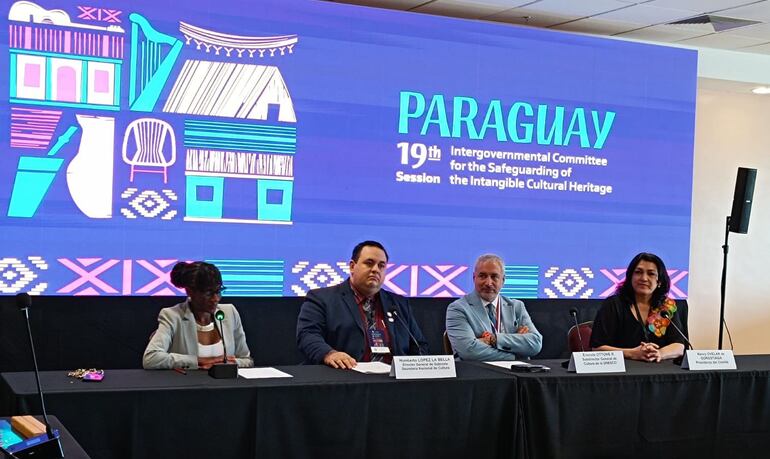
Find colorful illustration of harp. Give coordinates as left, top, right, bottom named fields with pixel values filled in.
left=128, top=13, right=183, bottom=112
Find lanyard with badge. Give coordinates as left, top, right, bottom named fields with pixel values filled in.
left=369, top=321, right=390, bottom=355
left=632, top=302, right=651, bottom=342
left=363, top=298, right=390, bottom=355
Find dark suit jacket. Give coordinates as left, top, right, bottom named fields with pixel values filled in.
left=296, top=281, right=430, bottom=364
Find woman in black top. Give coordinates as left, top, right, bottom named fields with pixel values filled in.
left=590, top=252, right=686, bottom=362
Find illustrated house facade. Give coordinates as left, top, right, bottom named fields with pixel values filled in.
left=9, top=2, right=124, bottom=110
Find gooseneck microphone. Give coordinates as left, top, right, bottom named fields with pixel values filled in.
left=213, top=309, right=228, bottom=364
left=208, top=308, right=237, bottom=379
left=569, top=307, right=585, bottom=353
left=12, top=293, right=64, bottom=457
left=660, top=309, right=693, bottom=350
left=387, top=308, right=424, bottom=356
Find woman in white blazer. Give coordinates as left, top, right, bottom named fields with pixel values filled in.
left=143, top=261, right=253, bottom=370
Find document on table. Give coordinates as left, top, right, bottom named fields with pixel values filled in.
left=351, top=362, right=391, bottom=374
left=238, top=367, right=293, bottom=379
left=484, top=361, right=551, bottom=371
left=485, top=361, right=518, bottom=369
left=484, top=361, right=541, bottom=369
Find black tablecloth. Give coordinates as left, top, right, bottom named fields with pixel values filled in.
left=4, top=356, right=770, bottom=459
left=476, top=355, right=770, bottom=459
left=0, top=363, right=518, bottom=459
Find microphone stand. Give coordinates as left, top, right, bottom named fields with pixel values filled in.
left=562, top=309, right=584, bottom=368
left=3, top=294, right=65, bottom=458
left=662, top=311, right=693, bottom=351
left=660, top=310, right=692, bottom=366
left=718, top=216, right=730, bottom=350
left=23, top=306, right=53, bottom=438
left=389, top=309, right=424, bottom=356
left=569, top=309, right=585, bottom=353
left=209, top=310, right=237, bottom=379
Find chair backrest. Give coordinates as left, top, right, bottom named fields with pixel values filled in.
left=567, top=321, right=593, bottom=353
left=122, top=117, right=176, bottom=166
left=442, top=331, right=453, bottom=355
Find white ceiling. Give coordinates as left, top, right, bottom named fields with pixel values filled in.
left=328, top=0, right=770, bottom=55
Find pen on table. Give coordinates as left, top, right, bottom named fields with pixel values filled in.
left=173, top=368, right=187, bottom=375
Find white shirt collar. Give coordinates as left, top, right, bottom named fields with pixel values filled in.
left=479, top=293, right=499, bottom=308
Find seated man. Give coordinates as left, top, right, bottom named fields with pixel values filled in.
left=296, top=240, right=429, bottom=368
left=446, top=254, right=542, bottom=360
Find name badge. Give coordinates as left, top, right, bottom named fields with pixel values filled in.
left=389, top=355, right=456, bottom=379
left=369, top=329, right=390, bottom=355
left=568, top=351, right=625, bottom=373
left=681, top=350, right=736, bottom=370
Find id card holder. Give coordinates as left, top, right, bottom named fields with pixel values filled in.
left=369, top=329, right=390, bottom=355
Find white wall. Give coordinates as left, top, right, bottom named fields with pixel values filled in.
left=689, top=81, right=770, bottom=353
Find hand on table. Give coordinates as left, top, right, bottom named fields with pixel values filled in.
left=323, top=351, right=357, bottom=369
left=628, top=342, right=661, bottom=362
left=198, top=355, right=235, bottom=370
left=641, top=342, right=661, bottom=362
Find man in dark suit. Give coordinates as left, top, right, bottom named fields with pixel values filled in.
left=296, top=240, right=429, bottom=368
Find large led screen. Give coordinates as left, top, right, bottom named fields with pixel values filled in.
left=0, top=0, right=697, bottom=298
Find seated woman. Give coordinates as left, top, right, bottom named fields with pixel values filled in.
left=590, top=252, right=686, bottom=362
left=143, top=261, right=253, bottom=369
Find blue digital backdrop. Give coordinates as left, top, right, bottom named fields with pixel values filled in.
left=0, top=0, right=697, bottom=298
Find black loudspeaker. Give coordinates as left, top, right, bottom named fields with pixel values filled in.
left=729, top=167, right=757, bottom=234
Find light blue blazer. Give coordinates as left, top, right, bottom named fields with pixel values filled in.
left=446, top=290, right=542, bottom=361
left=143, top=300, right=253, bottom=369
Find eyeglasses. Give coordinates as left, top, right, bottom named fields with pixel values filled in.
left=201, top=286, right=226, bottom=297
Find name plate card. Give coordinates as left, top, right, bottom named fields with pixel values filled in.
left=389, top=355, right=457, bottom=379
left=568, top=351, right=625, bottom=373
left=681, top=350, right=736, bottom=370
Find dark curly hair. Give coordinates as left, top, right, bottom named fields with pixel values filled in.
left=170, top=261, right=222, bottom=291
left=616, top=252, right=670, bottom=307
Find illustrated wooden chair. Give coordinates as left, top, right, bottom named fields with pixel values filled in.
left=122, top=118, right=176, bottom=183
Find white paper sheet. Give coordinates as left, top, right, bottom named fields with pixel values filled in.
left=484, top=361, right=524, bottom=369
left=351, top=362, right=392, bottom=374
left=237, top=367, right=294, bottom=379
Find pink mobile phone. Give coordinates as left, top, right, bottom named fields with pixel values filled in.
left=82, top=372, right=104, bottom=382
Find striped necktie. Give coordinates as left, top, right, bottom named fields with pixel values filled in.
left=363, top=298, right=383, bottom=362
left=363, top=298, right=375, bottom=329
left=486, top=303, right=497, bottom=329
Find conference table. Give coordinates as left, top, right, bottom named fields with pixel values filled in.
left=0, top=363, right=518, bottom=459
left=476, top=355, right=770, bottom=458
left=3, top=356, right=770, bottom=459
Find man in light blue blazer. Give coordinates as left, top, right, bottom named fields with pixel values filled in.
left=446, top=254, right=542, bottom=360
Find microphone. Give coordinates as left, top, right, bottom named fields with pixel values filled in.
left=208, top=308, right=237, bottom=379
left=213, top=310, right=227, bottom=364
left=660, top=309, right=693, bottom=350
left=387, top=308, right=424, bottom=356
left=10, top=293, right=64, bottom=457
left=569, top=307, right=585, bottom=353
